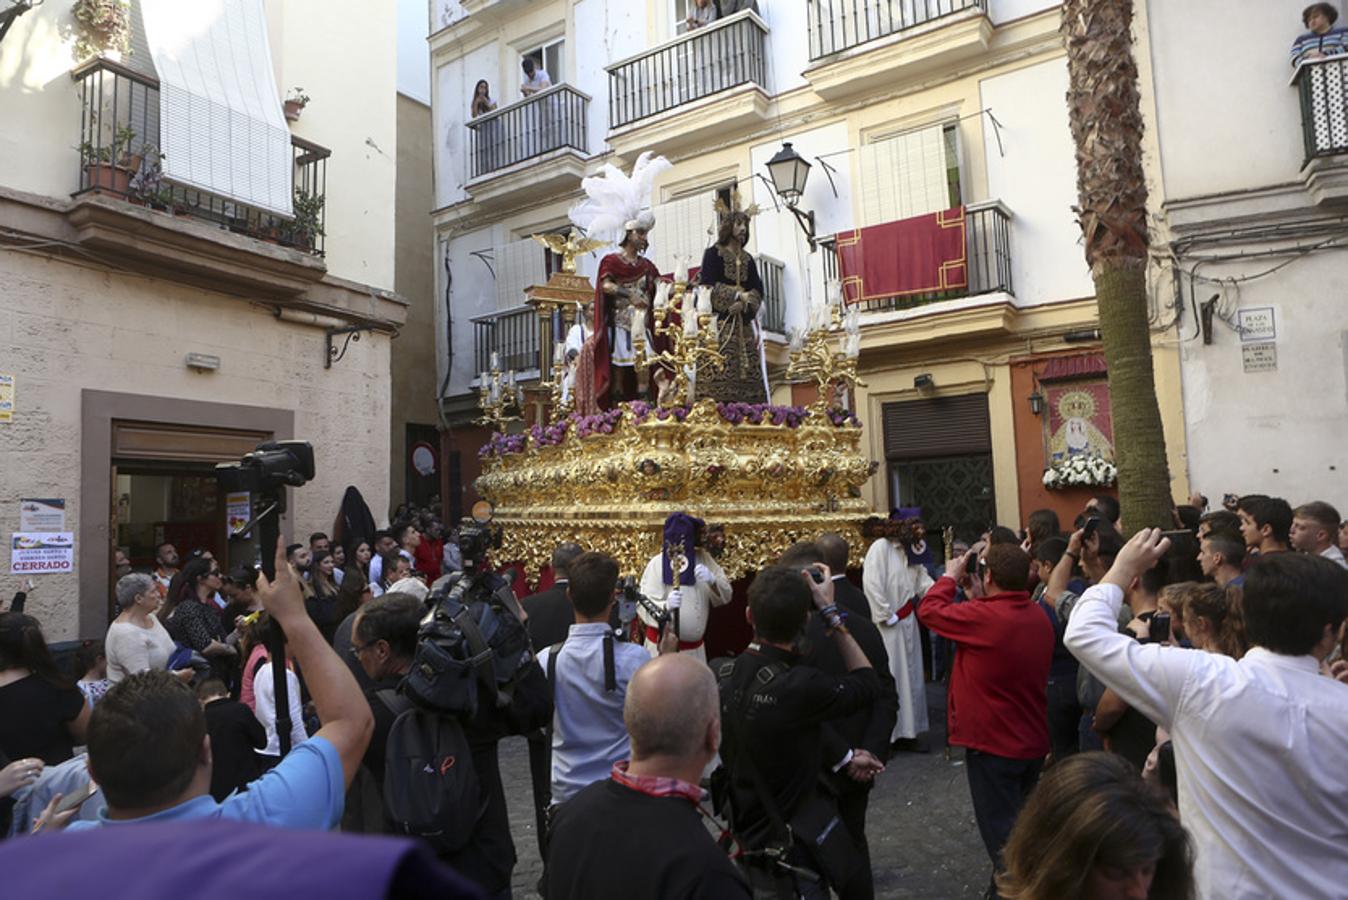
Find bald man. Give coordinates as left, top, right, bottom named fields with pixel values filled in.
left=545, top=655, right=750, bottom=899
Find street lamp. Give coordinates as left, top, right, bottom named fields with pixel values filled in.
left=766, top=142, right=818, bottom=252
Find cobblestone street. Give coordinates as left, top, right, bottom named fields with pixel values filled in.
left=499, top=681, right=991, bottom=899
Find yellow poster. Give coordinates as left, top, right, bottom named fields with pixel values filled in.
left=0, top=374, right=12, bottom=423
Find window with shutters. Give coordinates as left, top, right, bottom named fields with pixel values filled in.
left=858, top=122, right=962, bottom=227
left=494, top=237, right=547, bottom=310
left=882, top=394, right=990, bottom=459
left=650, top=189, right=722, bottom=274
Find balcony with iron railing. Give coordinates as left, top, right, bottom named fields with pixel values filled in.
left=472, top=305, right=541, bottom=382
left=759, top=254, right=787, bottom=334
left=72, top=59, right=329, bottom=256
left=466, top=84, right=590, bottom=180
left=820, top=201, right=1013, bottom=315
left=803, top=0, right=993, bottom=100
left=1294, top=56, right=1348, bottom=205
left=604, top=11, right=772, bottom=157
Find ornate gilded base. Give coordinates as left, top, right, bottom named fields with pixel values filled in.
left=476, top=399, right=874, bottom=581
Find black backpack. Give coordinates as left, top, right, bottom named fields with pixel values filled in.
left=381, top=692, right=484, bottom=854
left=404, top=570, right=534, bottom=718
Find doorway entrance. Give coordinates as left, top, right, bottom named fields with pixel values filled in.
left=108, top=420, right=271, bottom=619
left=882, top=393, right=995, bottom=557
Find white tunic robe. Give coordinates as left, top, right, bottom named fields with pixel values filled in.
left=862, top=538, right=934, bottom=741
left=638, top=549, right=732, bottom=664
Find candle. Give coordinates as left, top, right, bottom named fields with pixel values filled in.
left=654, top=280, right=670, bottom=311
left=490, top=351, right=500, bottom=371
left=507, top=370, right=516, bottom=391
left=632, top=307, right=646, bottom=342
left=696, top=286, right=713, bottom=316
left=847, top=333, right=861, bottom=358
left=554, top=341, right=565, bottom=365
left=709, top=315, right=719, bottom=340
left=674, top=257, right=689, bottom=285
left=489, top=378, right=500, bottom=402
left=827, top=279, right=843, bottom=307
left=479, top=370, right=489, bottom=387
left=683, top=294, right=697, bottom=337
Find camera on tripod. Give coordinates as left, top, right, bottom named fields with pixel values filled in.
left=215, top=441, right=315, bottom=496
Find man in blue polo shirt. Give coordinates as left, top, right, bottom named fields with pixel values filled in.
left=67, top=538, right=373, bottom=831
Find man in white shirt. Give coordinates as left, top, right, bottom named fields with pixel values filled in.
left=520, top=57, right=551, bottom=97
left=1290, top=500, right=1348, bottom=568
left=1065, top=528, right=1348, bottom=900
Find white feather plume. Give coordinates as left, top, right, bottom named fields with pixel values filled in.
left=569, top=151, right=672, bottom=244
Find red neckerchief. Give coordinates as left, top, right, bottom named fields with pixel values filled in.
left=610, top=761, right=745, bottom=857
left=610, top=760, right=703, bottom=804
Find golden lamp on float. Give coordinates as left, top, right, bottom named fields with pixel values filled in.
left=474, top=231, right=877, bottom=582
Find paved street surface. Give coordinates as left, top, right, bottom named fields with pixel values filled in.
left=499, top=681, right=990, bottom=899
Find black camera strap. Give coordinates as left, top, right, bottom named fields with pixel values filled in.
left=545, top=634, right=617, bottom=694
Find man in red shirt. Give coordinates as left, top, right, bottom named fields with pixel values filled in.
left=917, top=541, right=1053, bottom=885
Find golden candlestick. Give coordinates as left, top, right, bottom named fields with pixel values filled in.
left=786, top=300, right=867, bottom=416
left=633, top=279, right=726, bottom=408
left=476, top=366, right=523, bottom=432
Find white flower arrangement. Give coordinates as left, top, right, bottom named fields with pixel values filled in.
left=1042, top=453, right=1117, bottom=489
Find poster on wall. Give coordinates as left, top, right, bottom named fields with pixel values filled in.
left=1044, top=380, right=1115, bottom=464
left=0, top=374, right=13, bottom=423
left=19, top=499, right=66, bottom=532
left=226, top=492, right=252, bottom=539
left=10, top=532, right=75, bottom=575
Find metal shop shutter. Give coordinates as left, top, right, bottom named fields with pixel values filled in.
left=882, top=394, right=990, bottom=460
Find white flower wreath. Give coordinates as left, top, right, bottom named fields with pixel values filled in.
left=1042, top=454, right=1118, bottom=489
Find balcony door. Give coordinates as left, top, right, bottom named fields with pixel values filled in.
left=523, top=38, right=565, bottom=86
left=859, top=122, right=963, bottom=227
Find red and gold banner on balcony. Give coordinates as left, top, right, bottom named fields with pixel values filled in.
left=835, top=206, right=967, bottom=303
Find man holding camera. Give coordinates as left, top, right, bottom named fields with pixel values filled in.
left=916, top=543, right=1053, bottom=885
left=715, top=563, right=880, bottom=898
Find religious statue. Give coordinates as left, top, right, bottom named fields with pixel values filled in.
left=696, top=192, right=768, bottom=403
left=568, top=151, right=674, bottom=412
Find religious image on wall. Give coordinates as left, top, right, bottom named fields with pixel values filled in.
left=1044, top=380, right=1114, bottom=463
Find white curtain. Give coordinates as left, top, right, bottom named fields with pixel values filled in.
left=494, top=237, right=546, bottom=310
left=141, top=0, right=293, bottom=217
left=858, top=124, right=951, bottom=226
left=651, top=191, right=717, bottom=275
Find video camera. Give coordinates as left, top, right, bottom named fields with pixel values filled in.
left=615, top=575, right=669, bottom=643
left=215, top=441, right=315, bottom=496
left=457, top=500, right=503, bottom=575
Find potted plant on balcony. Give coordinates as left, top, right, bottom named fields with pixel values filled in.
left=284, top=88, right=310, bottom=122
left=286, top=188, right=325, bottom=251
left=78, top=124, right=138, bottom=195
left=73, top=0, right=132, bottom=61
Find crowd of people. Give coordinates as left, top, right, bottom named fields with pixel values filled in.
left=1, top=484, right=1347, bottom=900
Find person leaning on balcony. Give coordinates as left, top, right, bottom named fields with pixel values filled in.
left=470, top=79, right=497, bottom=118
left=687, top=0, right=717, bottom=30
left=521, top=57, right=551, bottom=97
left=1291, top=3, right=1348, bottom=67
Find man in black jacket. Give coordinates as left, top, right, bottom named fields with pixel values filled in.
left=523, top=543, right=584, bottom=649
left=791, top=538, right=896, bottom=900
left=715, top=562, right=880, bottom=898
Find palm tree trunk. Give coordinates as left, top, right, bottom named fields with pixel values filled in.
left=1062, top=0, right=1174, bottom=530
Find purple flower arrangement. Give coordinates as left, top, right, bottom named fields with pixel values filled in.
left=479, top=400, right=859, bottom=459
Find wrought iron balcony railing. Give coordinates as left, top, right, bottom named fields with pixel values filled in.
left=821, top=202, right=1013, bottom=313
left=759, top=254, right=787, bottom=334
left=1295, top=55, right=1348, bottom=162
left=807, top=0, right=986, bottom=60
left=465, top=84, right=590, bottom=179
left=607, top=10, right=768, bottom=130
left=72, top=59, right=330, bottom=256
left=472, top=305, right=541, bottom=379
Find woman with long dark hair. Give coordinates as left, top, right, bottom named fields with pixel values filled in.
left=0, top=612, right=90, bottom=765
left=998, top=752, right=1194, bottom=899
left=163, top=557, right=237, bottom=679
left=306, top=550, right=341, bottom=644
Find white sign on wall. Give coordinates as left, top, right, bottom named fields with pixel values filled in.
left=1237, top=307, right=1276, bottom=342
left=19, top=499, right=66, bottom=532
left=1242, top=341, right=1278, bottom=373
left=10, top=532, right=75, bottom=575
